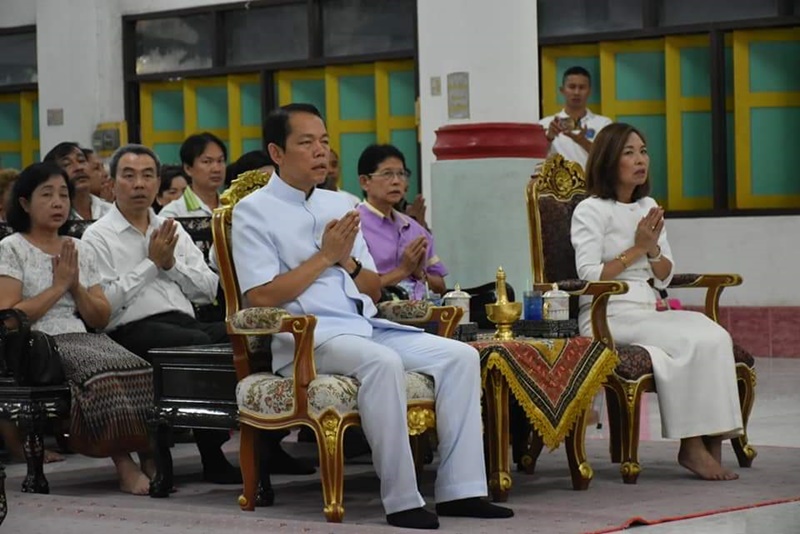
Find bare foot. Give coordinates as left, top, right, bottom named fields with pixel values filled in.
left=44, top=449, right=65, bottom=463
left=141, top=457, right=156, bottom=480
left=678, top=439, right=738, bottom=481
left=702, top=435, right=723, bottom=464
left=119, top=470, right=151, bottom=495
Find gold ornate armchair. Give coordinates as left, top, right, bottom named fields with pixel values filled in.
left=212, top=170, right=462, bottom=522
left=526, top=154, right=757, bottom=484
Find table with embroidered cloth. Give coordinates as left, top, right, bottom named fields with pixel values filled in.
left=469, top=335, right=617, bottom=501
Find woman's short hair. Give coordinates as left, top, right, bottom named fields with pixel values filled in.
left=7, top=163, right=72, bottom=233
left=585, top=122, right=651, bottom=202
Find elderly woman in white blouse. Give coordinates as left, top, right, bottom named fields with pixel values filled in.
left=570, top=122, right=742, bottom=481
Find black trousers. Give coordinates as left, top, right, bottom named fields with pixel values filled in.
left=109, top=311, right=287, bottom=458
left=109, top=311, right=231, bottom=458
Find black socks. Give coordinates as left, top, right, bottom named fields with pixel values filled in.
left=436, top=497, right=514, bottom=518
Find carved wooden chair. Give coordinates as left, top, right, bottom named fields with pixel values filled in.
left=212, top=170, right=462, bottom=523
left=526, top=154, right=757, bottom=484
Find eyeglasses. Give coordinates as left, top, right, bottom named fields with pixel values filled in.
left=368, top=169, right=411, bottom=181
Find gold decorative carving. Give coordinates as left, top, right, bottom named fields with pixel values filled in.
left=407, top=407, right=436, bottom=436
left=320, top=413, right=341, bottom=456
left=578, top=461, right=594, bottom=480
left=620, top=461, right=641, bottom=478
left=536, top=154, right=586, bottom=200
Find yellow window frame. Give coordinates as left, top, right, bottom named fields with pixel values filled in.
left=0, top=91, right=39, bottom=168
left=540, top=44, right=601, bottom=117
left=664, top=34, right=734, bottom=211
left=733, top=28, right=800, bottom=209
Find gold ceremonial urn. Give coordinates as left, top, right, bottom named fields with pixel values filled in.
left=485, top=266, right=522, bottom=341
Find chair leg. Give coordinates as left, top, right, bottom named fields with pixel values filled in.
left=238, top=425, right=260, bottom=512
left=315, top=415, right=346, bottom=523
left=731, top=366, right=757, bottom=468
left=617, top=380, right=646, bottom=484
left=17, top=411, right=49, bottom=494
left=0, top=462, right=6, bottom=527
left=483, top=368, right=512, bottom=502
left=564, top=409, right=593, bottom=490
left=604, top=387, right=623, bottom=463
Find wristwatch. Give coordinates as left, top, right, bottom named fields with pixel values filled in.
left=348, top=257, right=363, bottom=279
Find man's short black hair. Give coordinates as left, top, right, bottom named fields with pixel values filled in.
left=6, top=163, right=73, bottom=233
left=357, top=144, right=408, bottom=176
left=562, top=66, right=592, bottom=86
left=263, top=103, right=324, bottom=151
left=225, top=150, right=274, bottom=186
left=42, top=142, right=83, bottom=164
left=179, top=132, right=228, bottom=167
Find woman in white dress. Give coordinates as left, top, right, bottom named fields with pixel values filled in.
left=0, top=163, right=153, bottom=494
left=571, top=122, right=742, bottom=481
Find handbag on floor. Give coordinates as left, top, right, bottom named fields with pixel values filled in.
left=0, top=308, right=65, bottom=386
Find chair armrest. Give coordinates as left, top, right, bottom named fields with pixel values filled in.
left=533, top=279, right=628, bottom=349
left=228, top=306, right=291, bottom=335
left=227, top=307, right=318, bottom=397
left=667, top=273, right=742, bottom=323
left=377, top=300, right=463, bottom=338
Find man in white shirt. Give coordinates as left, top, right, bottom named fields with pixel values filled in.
left=43, top=142, right=112, bottom=220
left=539, top=66, right=612, bottom=169
left=82, top=144, right=240, bottom=485
left=233, top=104, right=513, bottom=529
left=159, top=132, right=226, bottom=218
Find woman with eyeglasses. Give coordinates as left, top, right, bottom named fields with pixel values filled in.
left=356, top=144, right=447, bottom=300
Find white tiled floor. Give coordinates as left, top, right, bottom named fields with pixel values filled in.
left=587, top=357, right=800, bottom=533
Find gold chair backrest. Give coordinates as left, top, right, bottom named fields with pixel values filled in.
left=526, top=154, right=588, bottom=285
left=212, top=170, right=271, bottom=322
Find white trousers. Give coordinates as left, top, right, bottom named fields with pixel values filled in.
left=315, top=328, right=488, bottom=514
left=602, top=305, right=743, bottom=440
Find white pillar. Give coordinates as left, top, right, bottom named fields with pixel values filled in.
left=417, top=1, right=544, bottom=296
left=36, top=0, right=124, bottom=154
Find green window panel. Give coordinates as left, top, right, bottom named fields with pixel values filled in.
left=32, top=100, right=39, bottom=139
left=555, top=56, right=601, bottom=105
left=152, top=90, right=184, bottom=133
left=339, top=75, right=376, bottom=120
left=196, top=86, right=228, bottom=130
left=0, top=102, right=21, bottom=142
left=617, top=114, right=667, bottom=201
left=242, top=138, right=263, bottom=154
left=615, top=52, right=666, bottom=101
left=749, top=41, right=800, bottom=93
left=680, top=48, right=711, bottom=98
left=153, top=142, right=183, bottom=166
left=750, top=107, right=800, bottom=195
left=240, top=82, right=261, bottom=127
left=339, top=131, right=377, bottom=196
left=390, top=128, right=419, bottom=198
left=0, top=152, right=22, bottom=169
left=681, top=112, right=713, bottom=198
left=290, top=79, right=326, bottom=119
left=389, top=71, right=416, bottom=116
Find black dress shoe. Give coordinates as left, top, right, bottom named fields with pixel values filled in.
left=386, top=507, right=439, bottom=529
left=436, top=497, right=513, bottom=518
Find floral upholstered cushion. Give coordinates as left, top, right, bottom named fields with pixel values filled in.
left=377, top=300, right=431, bottom=321
left=236, top=371, right=435, bottom=419
left=615, top=341, right=755, bottom=381
left=230, top=307, right=289, bottom=332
